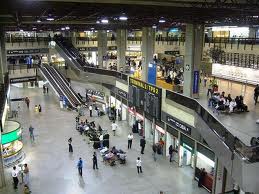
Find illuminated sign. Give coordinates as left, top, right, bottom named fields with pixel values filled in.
left=166, top=116, right=191, bottom=135
left=129, top=77, right=160, bottom=96
left=2, top=128, right=21, bottom=145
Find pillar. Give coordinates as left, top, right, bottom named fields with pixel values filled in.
left=0, top=26, right=6, bottom=188
left=116, top=29, right=127, bottom=72
left=97, top=30, right=107, bottom=68
left=0, top=26, right=7, bottom=83
left=141, top=27, right=155, bottom=82
left=249, top=27, right=257, bottom=39
left=183, top=24, right=204, bottom=97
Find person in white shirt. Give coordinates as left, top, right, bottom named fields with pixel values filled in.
left=128, top=133, right=133, bottom=149
left=233, top=182, right=239, bottom=194
left=99, top=134, right=104, bottom=149
left=229, top=99, right=237, bottom=113
left=136, top=157, right=142, bottom=174
left=12, top=166, right=19, bottom=189
left=111, top=121, right=118, bottom=136
left=89, top=105, right=93, bottom=117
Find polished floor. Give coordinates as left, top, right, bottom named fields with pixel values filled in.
left=0, top=85, right=208, bottom=194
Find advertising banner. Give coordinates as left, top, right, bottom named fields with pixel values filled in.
left=148, top=63, right=157, bottom=85
left=192, top=70, right=199, bottom=94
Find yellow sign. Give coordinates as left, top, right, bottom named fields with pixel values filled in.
left=129, top=77, right=160, bottom=95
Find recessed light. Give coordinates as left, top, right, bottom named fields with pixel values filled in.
left=119, top=15, right=128, bottom=21
left=152, top=25, right=157, bottom=29
left=101, top=18, right=109, bottom=24
left=159, top=18, right=166, bottom=23
left=61, top=27, right=65, bottom=31
left=37, top=19, right=41, bottom=23
left=65, top=26, right=70, bottom=30
left=32, top=27, right=37, bottom=30
left=96, top=20, right=100, bottom=24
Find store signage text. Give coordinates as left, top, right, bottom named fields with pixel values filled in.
left=10, top=76, right=37, bottom=84
left=166, top=116, right=191, bottom=135
left=117, top=89, right=127, bottom=99
left=7, top=48, right=49, bottom=55
left=78, top=47, right=98, bottom=52
left=129, top=77, right=160, bottom=96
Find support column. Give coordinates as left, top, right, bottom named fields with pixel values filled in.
left=97, top=30, right=108, bottom=69
left=0, top=26, right=6, bottom=188
left=141, top=27, right=155, bottom=82
left=249, top=27, right=257, bottom=39
left=116, top=29, right=127, bottom=72
left=183, top=24, right=204, bottom=97
left=0, top=26, right=7, bottom=83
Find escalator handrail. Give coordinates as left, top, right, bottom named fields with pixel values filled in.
left=42, top=65, right=77, bottom=107
left=50, top=66, right=82, bottom=104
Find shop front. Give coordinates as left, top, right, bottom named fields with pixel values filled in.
left=154, top=123, right=165, bottom=144
left=2, top=120, right=24, bottom=167
left=78, top=47, right=98, bottom=66
left=144, top=114, right=154, bottom=143
left=179, top=134, right=195, bottom=168
left=128, top=107, right=144, bottom=136
left=195, top=143, right=215, bottom=192
left=166, top=125, right=179, bottom=163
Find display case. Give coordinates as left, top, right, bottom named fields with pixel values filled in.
left=2, top=120, right=24, bottom=167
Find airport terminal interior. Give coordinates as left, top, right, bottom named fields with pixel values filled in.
left=1, top=0, right=259, bottom=194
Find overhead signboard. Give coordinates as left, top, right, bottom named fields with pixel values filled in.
left=7, top=48, right=49, bottom=55
left=166, top=115, right=192, bottom=135
left=77, top=47, right=98, bottom=52
left=10, top=76, right=37, bottom=84
left=128, top=77, right=162, bottom=119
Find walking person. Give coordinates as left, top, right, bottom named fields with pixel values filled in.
left=38, top=104, right=42, bottom=113
left=23, top=164, right=30, bottom=187
left=140, top=136, right=146, bottom=154
left=12, top=166, right=19, bottom=189
left=68, top=137, right=73, bottom=153
left=169, top=145, right=173, bottom=162
left=77, top=158, right=83, bottom=176
left=99, top=134, right=103, bottom=149
left=111, top=121, right=118, bottom=136
left=46, top=87, right=49, bottom=94
left=25, top=97, right=30, bottom=109
left=152, top=143, right=157, bottom=161
left=29, top=125, right=35, bottom=142
left=89, top=105, right=93, bottom=117
left=233, top=182, right=240, bottom=194
left=136, top=157, right=143, bottom=174
left=43, top=85, right=46, bottom=94
left=127, top=133, right=133, bottom=149
left=92, top=152, right=98, bottom=170
left=254, top=84, right=259, bottom=105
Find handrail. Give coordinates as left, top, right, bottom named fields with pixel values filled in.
left=165, top=90, right=259, bottom=163
left=54, top=36, right=128, bottom=82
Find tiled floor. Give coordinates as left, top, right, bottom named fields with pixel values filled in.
left=0, top=86, right=208, bottom=194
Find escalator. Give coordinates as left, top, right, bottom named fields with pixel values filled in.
left=39, top=63, right=82, bottom=108
left=53, top=36, right=128, bottom=84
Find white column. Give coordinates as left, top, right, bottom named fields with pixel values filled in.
left=0, top=26, right=7, bottom=83
left=141, top=27, right=155, bottom=82
left=116, top=29, right=127, bottom=72
left=97, top=30, right=108, bottom=68
left=183, top=24, right=204, bottom=97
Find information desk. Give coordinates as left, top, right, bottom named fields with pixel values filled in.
left=1, top=120, right=24, bottom=167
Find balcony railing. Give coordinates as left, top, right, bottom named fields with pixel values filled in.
left=166, top=90, right=259, bottom=163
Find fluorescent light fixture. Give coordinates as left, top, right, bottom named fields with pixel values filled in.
left=47, top=15, right=54, bottom=21
left=37, top=19, right=41, bottom=23
left=101, top=18, right=109, bottom=24
left=159, top=18, right=166, bottom=23
left=119, top=15, right=128, bottom=21
left=65, top=26, right=70, bottom=30
left=32, top=27, right=37, bottom=30
left=61, top=27, right=65, bottom=31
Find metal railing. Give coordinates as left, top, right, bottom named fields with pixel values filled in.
left=166, top=90, right=259, bottom=163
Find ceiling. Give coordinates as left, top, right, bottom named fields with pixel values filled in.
left=2, top=0, right=259, bottom=31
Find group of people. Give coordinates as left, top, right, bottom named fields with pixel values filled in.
left=42, top=85, right=49, bottom=94
left=208, top=91, right=249, bottom=113
left=11, top=164, right=30, bottom=193
left=34, top=104, right=42, bottom=113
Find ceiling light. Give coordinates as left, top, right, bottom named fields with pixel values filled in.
left=32, top=27, right=37, bottom=30
left=65, top=26, right=70, bottom=30
left=47, top=15, right=54, bottom=21
left=159, top=18, right=166, bottom=23
left=152, top=25, right=157, bottom=29
left=101, top=18, right=109, bottom=24
left=90, top=27, right=94, bottom=30
left=19, top=29, right=24, bottom=32
left=61, top=27, right=65, bottom=31
left=96, top=20, right=100, bottom=24
left=119, top=14, right=128, bottom=21
left=36, top=19, right=41, bottom=23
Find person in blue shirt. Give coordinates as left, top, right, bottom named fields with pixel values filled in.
left=77, top=158, right=83, bottom=176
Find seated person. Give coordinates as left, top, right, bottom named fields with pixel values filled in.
left=221, top=91, right=225, bottom=98
left=165, top=75, right=172, bottom=84
left=239, top=95, right=249, bottom=112
left=174, top=76, right=180, bottom=85
left=235, top=96, right=242, bottom=110
left=111, top=146, right=118, bottom=154
left=208, top=93, right=220, bottom=107
left=229, top=99, right=237, bottom=113
left=104, top=152, right=114, bottom=160
left=226, top=94, right=232, bottom=102
left=215, top=96, right=226, bottom=111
